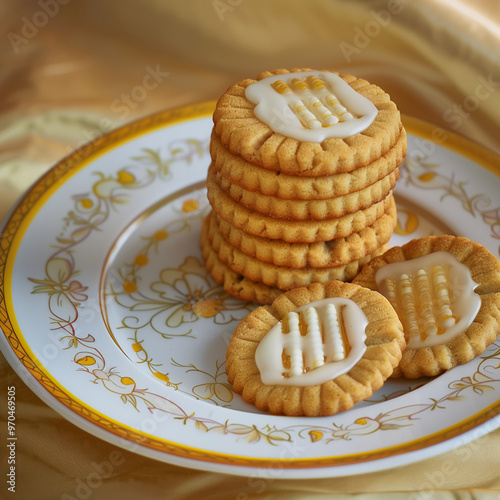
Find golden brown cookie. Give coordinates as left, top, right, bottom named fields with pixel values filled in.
left=201, top=237, right=283, bottom=304
left=206, top=171, right=395, bottom=243
left=225, top=281, right=405, bottom=416
left=213, top=68, right=403, bottom=177
left=210, top=129, right=407, bottom=200
left=202, top=212, right=389, bottom=290
left=213, top=165, right=399, bottom=220
left=352, top=235, right=500, bottom=378
left=212, top=196, right=396, bottom=268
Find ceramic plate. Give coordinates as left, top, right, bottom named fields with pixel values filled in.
left=1, top=101, right=500, bottom=478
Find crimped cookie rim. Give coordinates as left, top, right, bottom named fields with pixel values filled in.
left=212, top=197, right=397, bottom=268
left=352, top=235, right=500, bottom=378
left=225, top=281, right=405, bottom=416
left=212, top=67, right=403, bottom=176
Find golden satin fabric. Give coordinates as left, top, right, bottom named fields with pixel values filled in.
left=1, top=1, right=500, bottom=498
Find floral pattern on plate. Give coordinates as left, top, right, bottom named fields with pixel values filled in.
left=1, top=104, right=500, bottom=477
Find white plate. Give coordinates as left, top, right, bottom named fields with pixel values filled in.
left=1, top=102, right=500, bottom=478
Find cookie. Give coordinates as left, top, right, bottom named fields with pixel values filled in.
left=213, top=165, right=399, bottom=220
left=210, top=128, right=406, bottom=200
left=225, top=281, right=405, bottom=416
left=213, top=196, right=396, bottom=268
left=201, top=237, right=283, bottom=304
left=202, top=67, right=405, bottom=304
left=352, top=235, right=500, bottom=378
left=202, top=212, right=389, bottom=289
left=213, top=68, right=403, bottom=177
left=206, top=171, right=395, bottom=242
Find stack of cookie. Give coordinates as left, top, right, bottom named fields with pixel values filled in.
left=200, top=68, right=407, bottom=304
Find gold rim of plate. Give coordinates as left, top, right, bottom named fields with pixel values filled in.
left=0, top=101, right=499, bottom=470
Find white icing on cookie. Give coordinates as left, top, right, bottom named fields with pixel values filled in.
left=245, top=71, right=378, bottom=142
left=375, top=251, right=481, bottom=349
left=255, top=298, right=367, bottom=386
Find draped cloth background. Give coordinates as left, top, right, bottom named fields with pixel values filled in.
left=1, top=1, right=499, bottom=498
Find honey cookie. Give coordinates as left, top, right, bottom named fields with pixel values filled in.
left=210, top=128, right=406, bottom=200
left=213, top=68, right=403, bottom=176
left=206, top=171, right=394, bottom=242
left=225, top=281, right=405, bottom=416
left=213, top=165, right=399, bottom=221
left=202, top=212, right=389, bottom=290
left=213, top=196, right=396, bottom=268
left=201, top=237, right=282, bottom=304
left=352, top=235, right=500, bottom=378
